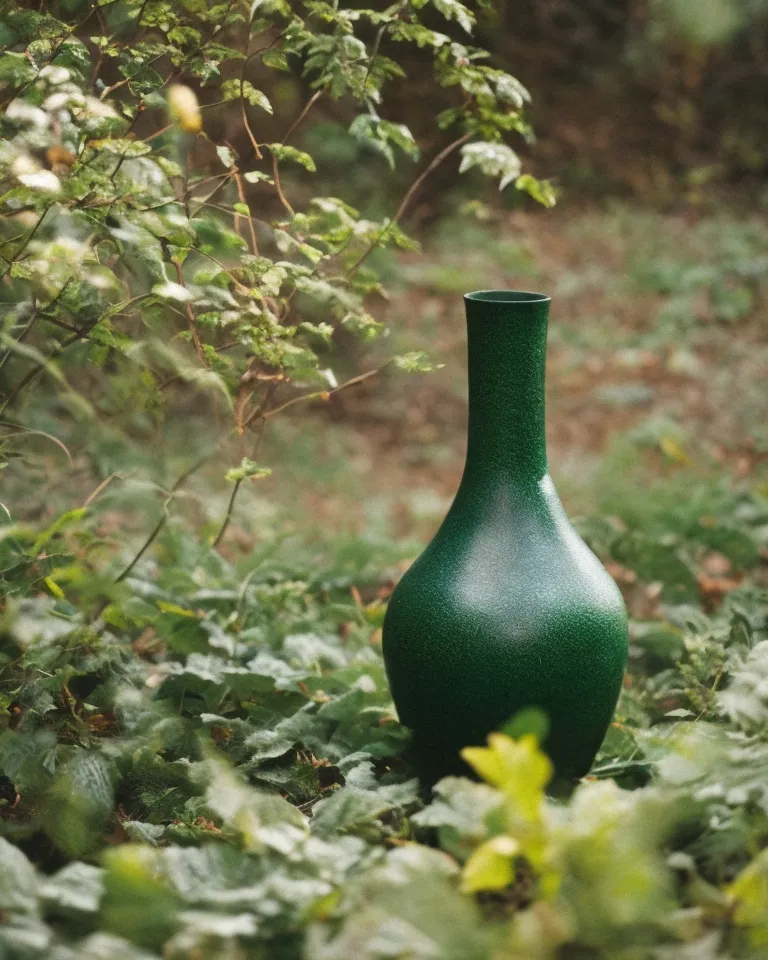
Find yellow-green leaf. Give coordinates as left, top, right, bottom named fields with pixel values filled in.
left=461, top=835, right=519, bottom=893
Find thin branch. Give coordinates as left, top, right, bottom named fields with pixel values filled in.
left=0, top=205, right=52, bottom=284
left=271, top=151, right=295, bottom=216
left=211, top=479, right=242, bottom=550
left=243, top=362, right=391, bottom=430
left=113, top=512, right=169, bottom=584
left=234, top=172, right=259, bottom=254
left=0, top=421, right=73, bottom=465
left=237, top=37, right=283, bottom=163
left=114, top=452, right=212, bottom=583
left=82, top=472, right=122, bottom=508
left=347, top=132, right=472, bottom=278
left=212, top=412, right=269, bottom=550
left=0, top=306, right=38, bottom=377
left=174, top=261, right=208, bottom=366
left=264, top=65, right=324, bottom=219
left=142, top=123, right=173, bottom=144
left=283, top=89, right=323, bottom=145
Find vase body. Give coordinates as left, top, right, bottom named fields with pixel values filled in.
left=382, top=291, right=629, bottom=783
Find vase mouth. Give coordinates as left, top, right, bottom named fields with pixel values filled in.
left=465, top=289, right=551, bottom=304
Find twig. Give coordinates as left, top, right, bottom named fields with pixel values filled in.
left=114, top=452, right=212, bottom=583
left=243, top=362, right=391, bottom=430
left=82, top=472, right=123, bottom=508
left=174, top=261, right=208, bottom=366
left=0, top=421, right=73, bottom=465
left=269, top=90, right=324, bottom=215
left=142, top=123, right=173, bottom=144
left=0, top=205, right=52, bottom=284
left=282, top=89, right=323, bottom=146
left=113, top=512, right=168, bottom=584
left=271, top=150, right=295, bottom=216
left=211, top=413, right=269, bottom=550
left=237, top=38, right=283, bottom=163
left=347, top=132, right=472, bottom=278
left=0, top=305, right=38, bottom=376
left=211, top=479, right=242, bottom=550
left=234, top=172, right=258, bottom=254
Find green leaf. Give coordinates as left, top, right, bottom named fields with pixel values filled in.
left=40, top=862, right=104, bottom=916
left=215, top=144, right=236, bottom=168
left=431, top=0, right=475, bottom=33
left=221, top=79, right=273, bottom=113
left=459, top=141, right=522, bottom=190
left=0, top=837, right=37, bottom=914
left=224, top=458, right=272, bottom=482
left=44, top=752, right=116, bottom=857
left=268, top=143, right=317, bottom=172
left=393, top=351, right=442, bottom=373
left=515, top=173, right=557, bottom=208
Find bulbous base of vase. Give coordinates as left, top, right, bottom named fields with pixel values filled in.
left=383, top=475, right=629, bottom=786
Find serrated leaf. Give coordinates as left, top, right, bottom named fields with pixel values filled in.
left=225, top=458, right=272, bottom=483
left=221, top=79, right=272, bottom=113
left=215, top=144, right=236, bottom=168
left=459, top=141, right=522, bottom=190
left=432, top=0, right=475, bottom=33
left=393, top=351, right=442, bottom=373
left=268, top=143, right=316, bottom=172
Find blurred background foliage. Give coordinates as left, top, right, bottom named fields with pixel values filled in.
left=1, top=0, right=768, bottom=958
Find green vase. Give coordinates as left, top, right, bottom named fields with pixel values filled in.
left=382, top=291, right=629, bottom=783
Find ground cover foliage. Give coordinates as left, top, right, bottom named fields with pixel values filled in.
left=2, top=1, right=768, bottom=959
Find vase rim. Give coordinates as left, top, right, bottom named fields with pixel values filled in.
left=465, top=289, right=550, bottom=304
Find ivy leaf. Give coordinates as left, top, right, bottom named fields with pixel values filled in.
left=243, top=170, right=274, bottom=183
left=461, top=835, right=519, bottom=893
left=44, top=752, right=116, bottom=857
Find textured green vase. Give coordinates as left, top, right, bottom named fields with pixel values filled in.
left=382, top=290, right=629, bottom=783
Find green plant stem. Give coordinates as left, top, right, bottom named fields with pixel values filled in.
left=0, top=306, right=38, bottom=377
left=211, top=479, right=242, bottom=550
left=114, top=452, right=212, bottom=583
left=0, top=205, right=52, bottom=284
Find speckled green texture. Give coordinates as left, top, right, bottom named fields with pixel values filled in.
left=382, top=291, right=629, bottom=783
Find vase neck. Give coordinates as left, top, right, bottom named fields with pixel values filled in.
left=462, top=292, right=550, bottom=486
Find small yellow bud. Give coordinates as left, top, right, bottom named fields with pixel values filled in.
left=168, top=84, right=202, bottom=134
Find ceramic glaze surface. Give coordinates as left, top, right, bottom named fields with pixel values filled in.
left=382, top=291, right=629, bottom=782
